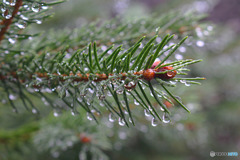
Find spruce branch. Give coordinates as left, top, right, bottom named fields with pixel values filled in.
left=0, top=1, right=207, bottom=126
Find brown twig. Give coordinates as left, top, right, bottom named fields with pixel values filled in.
left=0, top=0, right=23, bottom=44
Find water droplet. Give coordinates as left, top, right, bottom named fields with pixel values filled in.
left=1, top=99, right=7, bottom=104
left=180, top=80, right=186, bottom=84
left=179, top=46, right=186, bottom=53
left=118, top=131, right=127, bottom=140
left=20, top=14, right=29, bottom=20
left=101, top=45, right=107, bottom=51
left=169, top=81, right=177, bottom=84
left=175, top=53, right=183, bottom=60
left=121, top=100, right=126, bottom=108
left=150, top=92, right=154, bottom=97
left=207, top=25, right=213, bottom=31
left=15, top=22, right=26, bottom=29
left=160, top=106, right=165, bottom=111
left=41, top=5, right=48, bottom=10
left=156, top=37, right=161, bottom=43
left=88, top=88, right=94, bottom=94
left=87, top=112, right=93, bottom=121
left=9, top=94, right=17, bottom=100
left=98, top=94, right=105, bottom=100
left=129, top=117, right=132, bottom=123
left=151, top=117, right=158, bottom=127
left=119, top=31, right=124, bottom=36
left=196, top=40, right=205, bottom=47
left=118, top=118, right=125, bottom=126
left=162, top=113, right=170, bottom=124
left=35, top=20, right=42, bottom=24
left=108, top=113, right=115, bottom=122
left=144, top=109, right=151, bottom=117
left=134, top=99, right=139, bottom=106
left=12, top=108, right=17, bottom=113
left=32, top=108, right=38, bottom=114
left=99, top=102, right=104, bottom=107
left=51, top=151, right=60, bottom=158
left=31, top=3, right=41, bottom=12
left=8, top=38, right=16, bottom=44
left=116, top=88, right=123, bottom=94
left=71, top=110, right=77, bottom=116
left=124, top=81, right=136, bottom=91
left=53, top=111, right=59, bottom=117
left=107, top=91, right=112, bottom=97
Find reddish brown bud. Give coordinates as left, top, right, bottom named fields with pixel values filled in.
left=150, top=60, right=161, bottom=69
left=143, top=69, right=155, bottom=81
left=155, top=66, right=177, bottom=79
left=80, top=136, right=91, bottom=143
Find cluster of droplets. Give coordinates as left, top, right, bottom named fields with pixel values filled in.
left=1, top=4, right=12, bottom=19
left=179, top=79, right=191, bottom=87
left=144, top=106, right=171, bottom=127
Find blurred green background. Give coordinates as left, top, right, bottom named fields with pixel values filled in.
left=1, top=0, right=240, bottom=159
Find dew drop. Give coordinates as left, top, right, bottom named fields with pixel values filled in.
left=134, top=99, right=139, bottom=106
left=129, top=117, right=132, bottom=123
left=156, top=37, right=161, bottom=43
left=118, top=118, right=125, bottom=126
left=15, top=22, right=25, bottom=29
left=107, top=91, right=112, bottom=97
left=41, top=5, right=48, bottom=10
left=144, top=109, right=151, bottom=117
left=108, top=113, right=115, bottom=122
left=116, top=89, right=123, bottom=94
left=175, top=53, right=183, bottom=60
left=160, top=106, right=165, bottom=111
left=98, top=94, right=106, bottom=100
left=9, top=94, right=17, bottom=100
left=162, top=113, right=170, bottom=124
left=20, top=14, right=29, bottom=20
left=87, top=112, right=93, bottom=121
left=88, top=88, right=94, bottom=94
left=150, top=92, right=154, bottom=97
left=35, top=20, right=42, bottom=24
left=196, top=40, right=205, bottom=47
left=53, top=111, right=59, bottom=117
left=101, top=45, right=107, bottom=51
left=1, top=99, right=7, bottom=104
left=71, top=110, right=77, bottom=116
left=51, top=151, right=60, bottom=158
left=12, top=108, right=17, bottom=113
left=8, top=38, right=16, bottom=44
left=179, top=46, right=186, bottom=53
left=169, top=81, right=177, bottom=85
left=32, top=108, right=38, bottom=114
left=31, top=3, right=41, bottom=12
left=99, top=101, right=104, bottom=107
left=151, top=117, right=158, bottom=127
